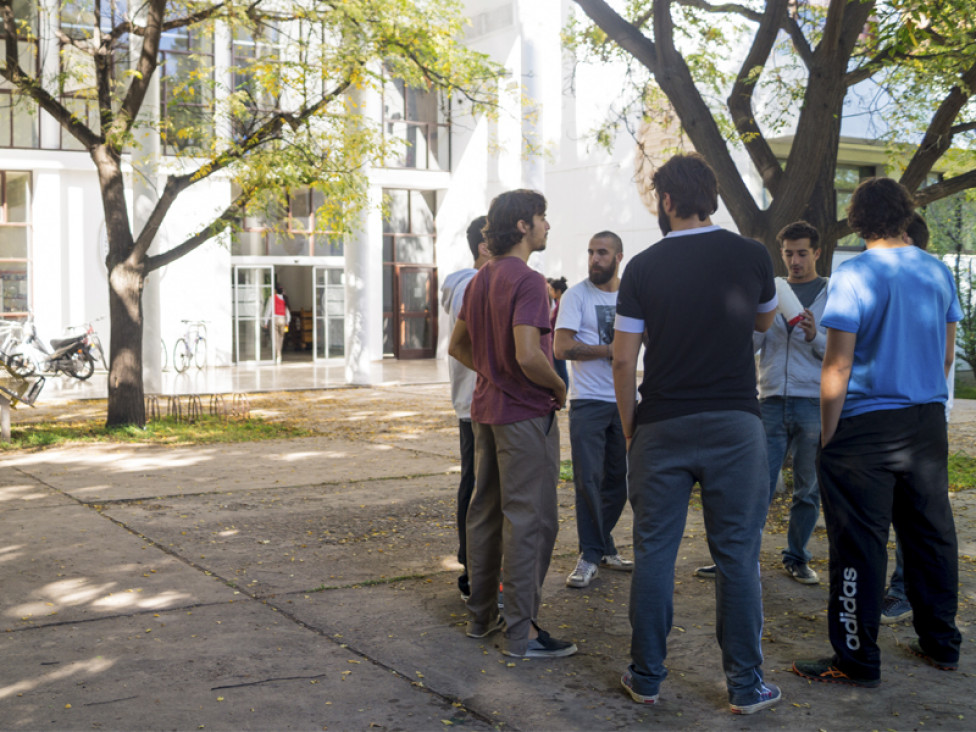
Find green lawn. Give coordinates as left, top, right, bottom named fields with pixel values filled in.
left=1, top=416, right=310, bottom=451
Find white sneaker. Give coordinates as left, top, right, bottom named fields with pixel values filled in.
left=601, top=554, right=634, bottom=571
left=566, top=555, right=599, bottom=588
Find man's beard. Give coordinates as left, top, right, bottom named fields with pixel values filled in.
left=657, top=199, right=671, bottom=235
left=589, top=265, right=616, bottom=285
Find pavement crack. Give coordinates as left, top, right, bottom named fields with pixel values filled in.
left=211, top=673, right=328, bottom=691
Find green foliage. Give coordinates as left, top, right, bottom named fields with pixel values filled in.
left=559, top=459, right=574, bottom=483
left=1, top=415, right=311, bottom=451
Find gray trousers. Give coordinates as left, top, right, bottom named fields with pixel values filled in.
left=467, top=413, right=560, bottom=655
left=627, top=410, right=769, bottom=704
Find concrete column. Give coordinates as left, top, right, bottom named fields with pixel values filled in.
left=344, top=80, right=383, bottom=384
left=38, top=0, right=62, bottom=148
left=518, top=1, right=547, bottom=273
left=131, top=31, right=163, bottom=394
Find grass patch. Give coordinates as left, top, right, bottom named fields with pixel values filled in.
left=560, top=459, right=573, bottom=483
left=949, top=452, right=976, bottom=491
left=1, top=415, right=311, bottom=451
left=955, top=369, right=976, bottom=399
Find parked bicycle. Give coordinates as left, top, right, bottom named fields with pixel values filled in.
left=174, top=320, right=208, bottom=373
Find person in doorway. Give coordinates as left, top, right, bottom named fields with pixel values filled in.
left=793, top=177, right=962, bottom=687
left=613, top=153, right=780, bottom=714
left=263, top=283, right=290, bottom=364
left=441, top=215, right=490, bottom=600
left=449, top=189, right=576, bottom=659
left=547, top=277, right=569, bottom=388
left=880, top=211, right=956, bottom=625
left=695, top=220, right=827, bottom=584
left=555, top=231, right=633, bottom=589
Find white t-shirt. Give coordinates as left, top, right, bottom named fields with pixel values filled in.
left=554, top=278, right=618, bottom=402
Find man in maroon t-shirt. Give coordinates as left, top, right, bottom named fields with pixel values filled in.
left=449, top=189, right=577, bottom=659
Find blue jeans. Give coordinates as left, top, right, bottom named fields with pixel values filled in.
left=569, top=399, right=627, bottom=564
left=760, top=396, right=821, bottom=565
left=627, top=410, right=769, bottom=704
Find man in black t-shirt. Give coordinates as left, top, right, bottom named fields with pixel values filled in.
left=612, top=153, right=780, bottom=715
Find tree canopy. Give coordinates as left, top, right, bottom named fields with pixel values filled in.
left=1, top=0, right=500, bottom=425
left=569, top=0, right=976, bottom=268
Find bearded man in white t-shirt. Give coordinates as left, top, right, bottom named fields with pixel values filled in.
left=555, top=231, right=633, bottom=589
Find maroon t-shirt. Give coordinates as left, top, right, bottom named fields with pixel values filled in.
left=459, top=256, right=557, bottom=425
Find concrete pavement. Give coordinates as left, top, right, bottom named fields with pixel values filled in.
left=2, top=383, right=975, bottom=730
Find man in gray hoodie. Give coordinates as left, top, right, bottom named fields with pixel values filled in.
left=441, top=216, right=489, bottom=599
left=757, top=221, right=828, bottom=583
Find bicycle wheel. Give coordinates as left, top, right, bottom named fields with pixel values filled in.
left=68, top=352, right=95, bottom=380
left=174, top=338, right=191, bottom=373
left=194, top=337, right=207, bottom=369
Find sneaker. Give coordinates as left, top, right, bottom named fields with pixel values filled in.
left=567, top=555, right=599, bottom=588
left=880, top=596, right=912, bottom=624
left=784, top=560, right=820, bottom=584
left=458, top=573, right=470, bottom=601
left=730, top=683, right=782, bottom=715
left=792, top=658, right=881, bottom=688
left=620, top=669, right=658, bottom=705
left=694, top=564, right=716, bottom=579
left=601, top=554, right=634, bottom=571
left=502, top=626, right=578, bottom=659
left=906, top=640, right=958, bottom=671
left=466, top=615, right=505, bottom=639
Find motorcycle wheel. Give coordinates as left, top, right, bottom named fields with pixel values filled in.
left=6, top=346, right=36, bottom=377
left=68, top=352, right=95, bottom=381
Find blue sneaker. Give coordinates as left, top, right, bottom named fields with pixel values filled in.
left=730, top=683, right=781, bottom=715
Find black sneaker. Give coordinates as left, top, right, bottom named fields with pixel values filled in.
left=502, top=625, right=578, bottom=659
left=880, top=595, right=912, bottom=624
left=694, top=564, right=716, bottom=579
left=792, top=658, right=880, bottom=688
left=458, top=573, right=470, bottom=601
left=784, top=560, right=820, bottom=584
left=906, top=640, right=958, bottom=671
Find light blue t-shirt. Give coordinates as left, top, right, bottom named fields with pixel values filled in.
left=821, top=245, right=962, bottom=417
left=555, top=278, right=617, bottom=402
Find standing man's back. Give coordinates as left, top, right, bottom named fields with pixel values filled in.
left=612, top=153, right=781, bottom=715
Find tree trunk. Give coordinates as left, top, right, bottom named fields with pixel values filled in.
left=94, top=145, right=147, bottom=427
left=106, top=261, right=146, bottom=426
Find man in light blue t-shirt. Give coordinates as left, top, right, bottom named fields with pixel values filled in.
left=554, top=231, right=632, bottom=589
left=794, top=177, right=962, bottom=689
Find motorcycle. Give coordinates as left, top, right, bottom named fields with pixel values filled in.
left=6, top=317, right=106, bottom=381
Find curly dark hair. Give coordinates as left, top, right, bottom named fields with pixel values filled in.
left=847, top=177, right=915, bottom=241
left=483, top=190, right=547, bottom=256
left=466, top=215, right=487, bottom=260
left=776, top=220, right=820, bottom=249
left=906, top=212, right=929, bottom=250
left=547, top=276, right=568, bottom=294
left=651, top=153, right=718, bottom=221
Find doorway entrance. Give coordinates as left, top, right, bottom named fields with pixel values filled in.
left=232, top=266, right=273, bottom=362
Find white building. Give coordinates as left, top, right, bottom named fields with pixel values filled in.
left=0, top=1, right=909, bottom=385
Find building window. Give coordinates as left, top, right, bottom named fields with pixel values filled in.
left=382, top=189, right=438, bottom=358
left=835, top=164, right=876, bottom=249
left=160, top=26, right=214, bottom=155
left=234, top=188, right=343, bottom=257
left=0, top=0, right=40, bottom=149
left=382, top=74, right=450, bottom=171
left=230, top=24, right=284, bottom=140
left=0, top=171, right=31, bottom=318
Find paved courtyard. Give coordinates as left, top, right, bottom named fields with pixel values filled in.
left=1, top=383, right=974, bottom=730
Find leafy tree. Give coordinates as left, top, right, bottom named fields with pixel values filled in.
left=569, top=0, right=976, bottom=271
left=1, top=0, right=499, bottom=426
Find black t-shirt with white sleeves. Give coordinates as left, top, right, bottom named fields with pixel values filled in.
left=616, top=227, right=776, bottom=424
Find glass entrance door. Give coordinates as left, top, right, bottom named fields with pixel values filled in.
left=312, top=266, right=345, bottom=360
left=233, top=266, right=274, bottom=362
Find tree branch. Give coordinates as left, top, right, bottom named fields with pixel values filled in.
left=133, top=79, right=352, bottom=260
left=574, top=0, right=658, bottom=73
left=146, top=190, right=252, bottom=272
left=818, top=0, right=848, bottom=55
left=951, top=120, right=976, bottom=135
left=115, top=0, right=167, bottom=139
left=914, top=169, right=976, bottom=207
left=901, top=60, right=976, bottom=191
left=726, top=0, right=788, bottom=197
left=107, top=1, right=228, bottom=44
